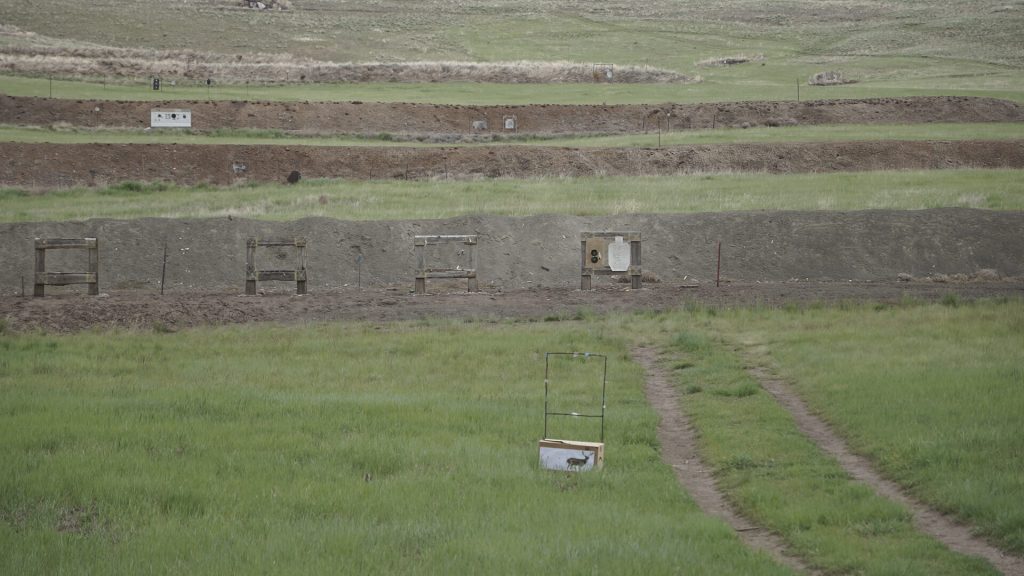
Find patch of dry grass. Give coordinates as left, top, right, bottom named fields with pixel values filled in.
left=0, top=26, right=696, bottom=84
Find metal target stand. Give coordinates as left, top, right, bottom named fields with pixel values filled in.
left=540, top=352, right=607, bottom=471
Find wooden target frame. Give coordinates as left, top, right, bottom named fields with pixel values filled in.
left=580, top=231, right=642, bottom=290
left=246, top=237, right=307, bottom=295
left=33, top=238, right=99, bottom=297
left=414, top=235, right=478, bottom=294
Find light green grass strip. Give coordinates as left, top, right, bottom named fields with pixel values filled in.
left=4, top=74, right=1024, bottom=105
left=2, top=122, right=1021, bottom=148
left=624, top=302, right=1015, bottom=574
left=1, top=170, right=1022, bottom=222
left=697, top=299, right=1024, bottom=556
left=0, top=321, right=792, bottom=575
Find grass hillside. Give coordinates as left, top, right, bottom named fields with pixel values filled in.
left=2, top=170, right=1022, bottom=221
left=2, top=1, right=1022, bottom=67
left=2, top=1, right=1023, bottom=101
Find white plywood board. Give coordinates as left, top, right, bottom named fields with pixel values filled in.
left=151, top=109, right=192, bottom=128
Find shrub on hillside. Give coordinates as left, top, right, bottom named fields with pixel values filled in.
left=808, top=71, right=856, bottom=86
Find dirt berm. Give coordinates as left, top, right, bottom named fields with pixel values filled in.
left=2, top=95, right=1021, bottom=135
left=3, top=140, right=1022, bottom=188
left=3, top=209, right=1021, bottom=295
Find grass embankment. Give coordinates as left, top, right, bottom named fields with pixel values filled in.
left=693, top=300, right=1024, bottom=556
left=2, top=123, right=1021, bottom=148
left=4, top=74, right=1024, bottom=105
left=0, top=322, right=791, bottom=575
left=627, top=299, right=1024, bottom=574
left=1, top=169, right=1021, bottom=222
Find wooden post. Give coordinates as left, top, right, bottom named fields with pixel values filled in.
left=580, top=239, right=592, bottom=290
left=467, top=240, right=479, bottom=292
left=296, top=239, right=307, bottom=295
left=245, top=238, right=257, bottom=295
left=33, top=242, right=45, bottom=297
left=87, top=238, right=99, bottom=295
left=414, top=241, right=426, bottom=294
left=630, top=238, right=642, bottom=290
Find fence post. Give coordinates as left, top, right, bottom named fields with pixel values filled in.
left=33, top=242, right=45, bottom=297
left=246, top=238, right=257, bottom=295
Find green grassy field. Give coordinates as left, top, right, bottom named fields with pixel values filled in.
left=1, top=169, right=1021, bottom=222
left=3, top=301, right=1021, bottom=574
left=2, top=1, right=1022, bottom=571
left=3, top=122, right=1021, bottom=148
left=693, top=300, right=1024, bottom=556
left=0, top=321, right=793, bottom=575
left=621, top=297, right=1024, bottom=572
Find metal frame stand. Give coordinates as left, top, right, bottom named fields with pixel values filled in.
left=543, top=352, right=607, bottom=442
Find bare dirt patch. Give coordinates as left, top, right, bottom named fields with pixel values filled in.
left=2, top=139, right=1022, bottom=188
left=633, top=346, right=819, bottom=574
left=3, top=95, right=1021, bottom=135
left=2, top=281, right=1021, bottom=334
left=745, top=364, right=1024, bottom=575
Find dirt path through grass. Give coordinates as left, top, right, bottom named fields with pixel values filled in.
left=632, top=347, right=817, bottom=575
left=744, top=363, right=1024, bottom=576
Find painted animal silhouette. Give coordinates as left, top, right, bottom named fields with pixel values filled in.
left=566, top=452, right=591, bottom=469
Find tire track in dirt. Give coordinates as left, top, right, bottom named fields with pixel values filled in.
left=745, top=363, right=1024, bottom=576
left=632, top=346, right=818, bottom=575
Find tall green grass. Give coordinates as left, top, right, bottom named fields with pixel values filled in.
left=2, top=169, right=1022, bottom=222
left=695, top=299, right=1024, bottom=555
left=0, top=321, right=792, bottom=575
left=618, top=301, right=1023, bottom=574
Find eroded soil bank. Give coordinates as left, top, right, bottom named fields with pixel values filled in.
left=3, top=139, right=1022, bottom=188
left=3, top=95, right=1021, bottom=134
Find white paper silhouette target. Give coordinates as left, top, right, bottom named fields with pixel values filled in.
left=607, top=236, right=630, bottom=272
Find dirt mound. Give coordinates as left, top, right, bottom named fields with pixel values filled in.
left=2, top=95, right=1021, bottom=135
left=3, top=140, right=1021, bottom=188
left=3, top=210, right=1021, bottom=298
